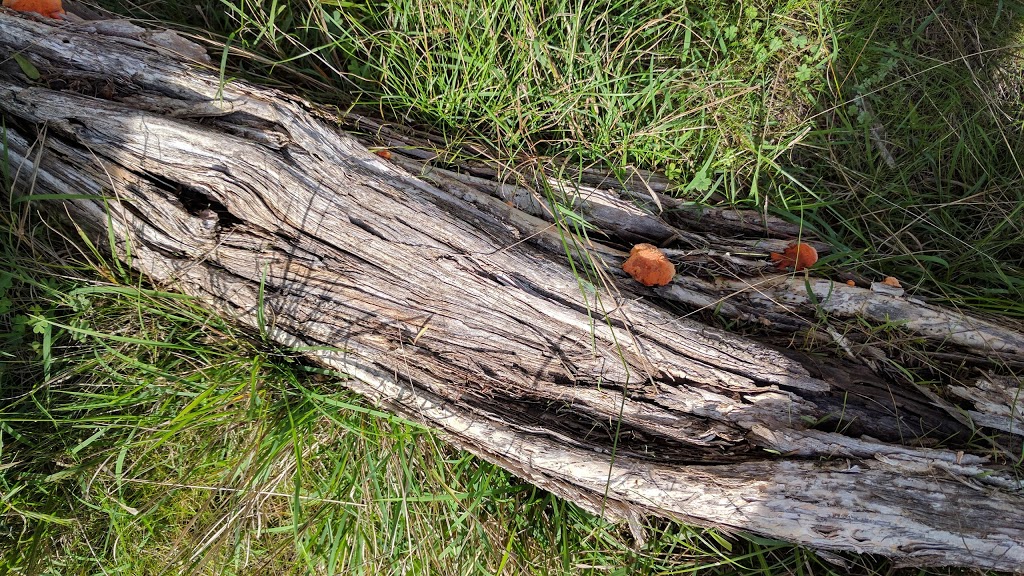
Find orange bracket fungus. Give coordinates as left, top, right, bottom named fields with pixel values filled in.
left=622, top=243, right=675, bottom=287
left=881, top=276, right=902, bottom=288
left=3, top=0, right=65, bottom=18
left=770, top=242, right=818, bottom=272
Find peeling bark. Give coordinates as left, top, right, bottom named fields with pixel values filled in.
left=2, top=13, right=1024, bottom=571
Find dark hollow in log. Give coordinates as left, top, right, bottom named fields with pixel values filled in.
left=2, top=13, right=1023, bottom=571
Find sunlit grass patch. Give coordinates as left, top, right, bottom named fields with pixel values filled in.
left=107, top=0, right=838, bottom=204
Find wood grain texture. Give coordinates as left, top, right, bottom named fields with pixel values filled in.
left=2, top=13, right=1023, bottom=571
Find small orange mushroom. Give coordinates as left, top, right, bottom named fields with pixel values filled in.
left=3, top=0, right=65, bottom=18
left=845, top=279, right=856, bottom=287
left=622, top=243, right=675, bottom=287
left=770, top=242, right=818, bottom=272
left=374, top=149, right=392, bottom=160
left=881, top=276, right=902, bottom=288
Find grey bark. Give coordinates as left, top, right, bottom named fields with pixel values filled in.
left=2, top=13, right=1023, bottom=571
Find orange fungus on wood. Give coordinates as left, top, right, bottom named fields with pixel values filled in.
left=770, top=242, right=818, bottom=271
left=3, top=0, right=65, bottom=18
left=622, top=243, right=675, bottom=287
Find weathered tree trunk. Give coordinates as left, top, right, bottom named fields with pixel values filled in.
left=3, top=13, right=1024, bottom=571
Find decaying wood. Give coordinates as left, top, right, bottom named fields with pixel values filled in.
left=2, top=13, right=1024, bottom=571
left=347, top=120, right=1024, bottom=365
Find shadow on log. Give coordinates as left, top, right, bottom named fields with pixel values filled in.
left=2, top=11, right=1024, bottom=571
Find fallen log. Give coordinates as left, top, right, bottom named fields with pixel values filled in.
left=2, top=12, right=1023, bottom=571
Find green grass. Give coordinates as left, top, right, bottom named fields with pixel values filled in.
left=790, top=2, right=1024, bottom=315
left=4, top=0, right=1024, bottom=573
